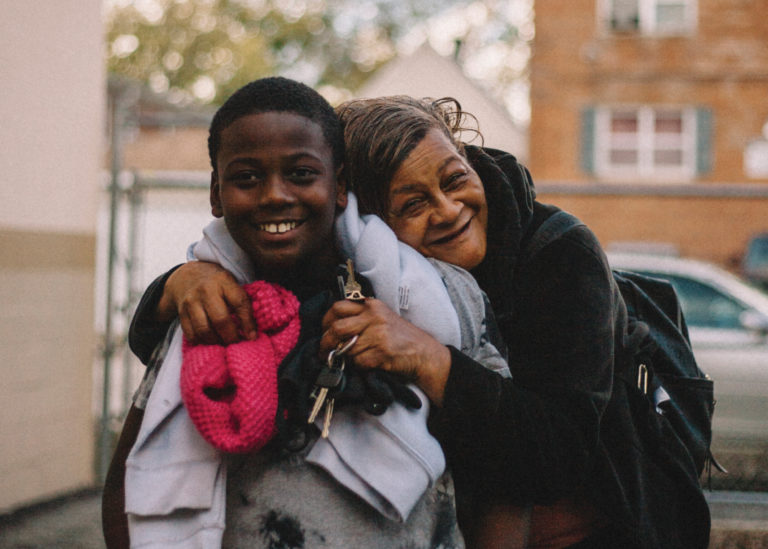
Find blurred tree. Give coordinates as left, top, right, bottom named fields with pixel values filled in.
left=409, top=0, right=534, bottom=124
left=105, top=0, right=460, bottom=105
left=105, top=0, right=533, bottom=119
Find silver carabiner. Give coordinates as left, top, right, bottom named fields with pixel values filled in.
left=335, top=334, right=359, bottom=356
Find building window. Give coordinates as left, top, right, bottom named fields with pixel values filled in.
left=745, top=139, right=768, bottom=178
left=602, top=0, right=696, bottom=34
left=590, top=106, right=700, bottom=180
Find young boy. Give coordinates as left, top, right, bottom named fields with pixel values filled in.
left=103, top=77, right=504, bottom=548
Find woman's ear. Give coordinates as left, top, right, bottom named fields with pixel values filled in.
left=335, top=165, right=348, bottom=211
left=210, top=172, right=223, bottom=218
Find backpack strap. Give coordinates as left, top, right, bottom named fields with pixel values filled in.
left=519, top=210, right=585, bottom=265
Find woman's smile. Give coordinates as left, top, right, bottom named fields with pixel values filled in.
left=426, top=215, right=473, bottom=247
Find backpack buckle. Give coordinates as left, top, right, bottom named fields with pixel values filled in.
left=637, top=363, right=649, bottom=394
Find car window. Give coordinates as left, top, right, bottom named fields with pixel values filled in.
left=745, top=236, right=768, bottom=270
left=636, top=271, right=748, bottom=329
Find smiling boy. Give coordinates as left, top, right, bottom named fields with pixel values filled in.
left=208, top=110, right=344, bottom=283
left=103, top=77, right=469, bottom=549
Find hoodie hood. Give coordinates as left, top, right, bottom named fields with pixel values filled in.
left=465, top=145, right=537, bottom=325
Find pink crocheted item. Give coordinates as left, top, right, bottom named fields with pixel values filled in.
left=181, top=280, right=300, bottom=454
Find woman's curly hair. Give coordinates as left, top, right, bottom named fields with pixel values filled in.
left=336, top=96, right=482, bottom=218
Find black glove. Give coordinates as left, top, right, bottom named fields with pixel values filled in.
left=334, top=369, right=422, bottom=415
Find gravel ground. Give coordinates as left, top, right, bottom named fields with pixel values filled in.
left=0, top=489, right=104, bottom=549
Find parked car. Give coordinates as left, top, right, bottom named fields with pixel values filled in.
left=743, top=232, right=768, bottom=291
left=608, top=252, right=768, bottom=442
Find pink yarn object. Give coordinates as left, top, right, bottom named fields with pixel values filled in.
left=181, top=280, right=300, bottom=454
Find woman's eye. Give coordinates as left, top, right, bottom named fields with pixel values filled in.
left=444, top=172, right=468, bottom=191
left=397, top=197, right=426, bottom=217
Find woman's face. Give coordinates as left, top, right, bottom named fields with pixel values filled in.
left=386, top=129, right=488, bottom=270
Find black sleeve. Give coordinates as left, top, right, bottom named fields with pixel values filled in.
left=430, top=228, right=622, bottom=505
left=128, top=265, right=182, bottom=365
left=102, top=405, right=144, bottom=548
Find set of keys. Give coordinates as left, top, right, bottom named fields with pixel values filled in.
left=307, top=260, right=365, bottom=438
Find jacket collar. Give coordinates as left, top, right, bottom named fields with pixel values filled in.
left=465, top=145, right=536, bottom=319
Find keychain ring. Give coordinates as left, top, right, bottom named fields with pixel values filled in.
left=326, top=349, right=339, bottom=367
left=336, top=334, right=359, bottom=356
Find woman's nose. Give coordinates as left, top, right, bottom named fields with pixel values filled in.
left=430, top=194, right=462, bottom=225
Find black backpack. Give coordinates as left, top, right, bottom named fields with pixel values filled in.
left=524, top=210, right=721, bottom=547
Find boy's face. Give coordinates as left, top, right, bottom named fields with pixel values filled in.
left=211, top=111, right=346, bottom=278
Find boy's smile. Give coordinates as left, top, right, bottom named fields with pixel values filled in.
left=258, top=221, right=299, bottom=234
left=210, top=111, right=346, bottom=281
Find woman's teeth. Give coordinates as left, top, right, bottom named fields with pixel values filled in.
left=259, top=221, right=297, bottom=234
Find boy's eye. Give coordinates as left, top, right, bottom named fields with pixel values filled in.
left=231, top=171, right=262, bottom=185
left=289, top=167, right=317, bottom=182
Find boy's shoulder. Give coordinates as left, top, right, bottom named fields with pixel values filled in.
left=426, top=258, right=483, bottom=298
left=426, top=258, right=509, bottom=377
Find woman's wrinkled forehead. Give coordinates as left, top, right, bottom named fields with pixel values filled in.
left=338, top=98, right=463, bottom=218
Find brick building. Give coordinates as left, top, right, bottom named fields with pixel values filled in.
left=529, top=0, right=768, bottom=268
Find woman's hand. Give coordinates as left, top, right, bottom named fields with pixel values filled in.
left=158, top=261, right=256, bottom=345
left=320, top=299, right=451, bottom=406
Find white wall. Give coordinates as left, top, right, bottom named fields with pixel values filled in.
left=0, top=0, right=104, bottom=511
left=0, top=2, right=104, bottom=233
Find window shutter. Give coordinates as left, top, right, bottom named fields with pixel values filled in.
left=610, top=0, right=640, bottom=31
left=696, top=108, right=712, bottom=175
left=580, top=107, right=596, bottom=175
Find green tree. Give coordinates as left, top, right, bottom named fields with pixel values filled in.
left=105, top=0, right=460, bottom=105
left=105, top=0, right=533, bottom=119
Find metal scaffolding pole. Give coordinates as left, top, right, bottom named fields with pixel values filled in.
left=99, top=90, right=126, bottom=483
left=121, top=177, right=142, bottom=412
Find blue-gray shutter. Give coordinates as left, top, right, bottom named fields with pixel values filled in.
left=580, top=107, right=596, bottom=175
left=695, top=108, right=712, bottom=175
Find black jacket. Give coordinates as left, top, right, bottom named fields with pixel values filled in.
left=430, top=146, right=708, bottom=548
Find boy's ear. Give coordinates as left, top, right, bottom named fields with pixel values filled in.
left=210, top=172, right=223, bottom=218
left=335, top=165, right=348, bottom=211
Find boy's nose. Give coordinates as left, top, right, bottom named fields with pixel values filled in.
left=260, top=175, right=296, bottom=206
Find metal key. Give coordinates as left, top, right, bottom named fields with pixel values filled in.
left=309, top=263, right=366, bottom=435
left=308, top=350, right=346, bottom=424
left=321, top=398, right=335, bottom=438
left=343, top=259, right=365, bottom=301
left=307, top=334, right=359, bottom=436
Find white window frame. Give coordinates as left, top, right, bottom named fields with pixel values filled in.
left=598, top=0, right=697, bottom=35
left=594, top=105, right=698, bottom=181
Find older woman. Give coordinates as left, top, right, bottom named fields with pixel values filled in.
left=323, top=96, right=622, bottom=547
left=127, top=96, right=708, bottom=549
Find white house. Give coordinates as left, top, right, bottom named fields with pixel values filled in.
left=358, top=43, right=528, bottom=163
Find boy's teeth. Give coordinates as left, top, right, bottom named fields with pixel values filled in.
left=260, top=221, right=296, bottom=234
